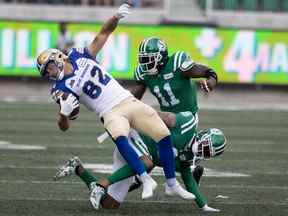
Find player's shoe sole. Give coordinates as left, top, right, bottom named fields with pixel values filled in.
left=54, top=156, right=81, bottom=181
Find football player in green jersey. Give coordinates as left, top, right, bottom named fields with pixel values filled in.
left=131, top=37, right=218, bottom=115
left=54, top=111, right=226, bottom=212
left=131, top=37, right=219, bottom=189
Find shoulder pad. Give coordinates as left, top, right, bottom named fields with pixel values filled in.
left=68, top=47, right=94, bottom=61
left=173, top=51, right=195, bottom=72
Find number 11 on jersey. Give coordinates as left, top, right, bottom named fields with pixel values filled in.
left=153, top=83, right=180, bottom=107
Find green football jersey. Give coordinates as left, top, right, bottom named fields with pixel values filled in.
left=135, top=51, right=198, bottom=114
left=139, top=111, right=198, bottom=165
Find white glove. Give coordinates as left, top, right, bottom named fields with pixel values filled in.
left=59, top=94, right=79, bottom=117
left=115, top=3, right=131, bottom=19
left=201, top=204, right=220, bottom=212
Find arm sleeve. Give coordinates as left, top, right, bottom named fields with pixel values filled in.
left=179, top=163, right=207, bottom=208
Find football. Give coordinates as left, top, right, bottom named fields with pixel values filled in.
left=59, top=92, right=80, bottom=120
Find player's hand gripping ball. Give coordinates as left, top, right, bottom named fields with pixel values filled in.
left=53, top=91, right=80, bottom=120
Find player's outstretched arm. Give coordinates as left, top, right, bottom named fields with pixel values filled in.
left=88, top=2, right=131, bottom=58
left=181, top=63, right=218, bottom=93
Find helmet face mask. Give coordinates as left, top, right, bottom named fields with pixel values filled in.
left=195, top=138, right=214, bottom=160
left=138, top=37, right=168, bottom=75
left=192, top=128, right=226, bottom=160
left=36, top=49, right=67, bottom=81
left=138, top=52, right=162, bottom=75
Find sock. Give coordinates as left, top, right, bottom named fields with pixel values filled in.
left=76, top=167, right=97, bottom=190
left=114, top=136, right=146, bottom=175
left=166, top=178, right=176, bottom=187
left=157, top=136, right=176, bottom=181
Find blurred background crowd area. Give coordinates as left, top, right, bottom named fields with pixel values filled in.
left=0, top=0, right=288, bottom=11
left=0, top=0, right=163, bottom=8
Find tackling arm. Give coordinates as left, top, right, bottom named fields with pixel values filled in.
left=88, top=3, right=131, bottom=58
left=181, top=64, right=218, bottom=92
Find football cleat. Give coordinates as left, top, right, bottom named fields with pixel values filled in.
left=54, top=156, right=81, bottom=181
left=165, top=180, right=195, bottom=200
left=89, top=182, right=105, bottom=210
left=193, top=165, right=204, bottom=186
left=140, top=174, right=158, bottom=199
left=128, top=176, right=142, bottom=192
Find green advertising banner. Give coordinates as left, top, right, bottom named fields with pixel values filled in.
left=0, top=20, right=288, bottom=84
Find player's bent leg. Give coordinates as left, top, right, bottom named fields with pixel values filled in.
left=131, top=103, right=195, bottom=199
left=103, top=113, right=147, bottom=177
left=106, top=148, right=156, bottom=199
left=54, top=156, right=82, bottom=181
left=193, top=165, right=204, bottom=186
left=131, top=103, right=176, bottom=182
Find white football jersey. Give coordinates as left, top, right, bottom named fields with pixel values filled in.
left=51, top=47, right=132, bottom=116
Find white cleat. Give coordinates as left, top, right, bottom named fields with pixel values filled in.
left=165, top=181, right=195, bottom=200
left=89, top=182, right=105, bottom=210
left=54, top=156, right=81, bottom=181
left=140, top=175, right=158, bottom=199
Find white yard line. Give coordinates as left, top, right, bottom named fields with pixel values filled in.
left=0, top=197, right=286, bottom=206
left=0, top=180, right=286, bottom=190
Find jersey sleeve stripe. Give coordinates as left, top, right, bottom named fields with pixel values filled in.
left=135, top=68, right=140, bottom=80
left=177, top=51, right=185, bottom=69
left=181, top=120, right=198, bottom=135
left=135, top=66, right=143, bottom=81
left=180, top=62, right=194, bottom=71
left=180, top=115, right=195, bottom=129
left=173, top=51, right=180, bottom=71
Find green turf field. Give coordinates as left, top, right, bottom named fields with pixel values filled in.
left=0, top=102, right=287, bottom=216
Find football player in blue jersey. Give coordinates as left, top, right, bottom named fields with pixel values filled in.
left=36, top=2, right=195, bottom=200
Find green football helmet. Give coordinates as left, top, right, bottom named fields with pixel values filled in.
left=193, top=128, right=227, bottom=160
left=138, top=37, right=168, bottom=75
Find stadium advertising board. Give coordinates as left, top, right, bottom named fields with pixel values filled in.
left=0, top=20, right=288, bottom=84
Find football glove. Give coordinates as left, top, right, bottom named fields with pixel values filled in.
left=115, top=3, right=131, bottom=19
left=201, top=204, right=220, bottom=212
left=59, top=94, right=79, bottom=117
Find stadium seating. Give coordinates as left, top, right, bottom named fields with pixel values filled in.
left=198, top=0, right=285, bottom=12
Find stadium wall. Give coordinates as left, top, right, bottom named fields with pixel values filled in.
left=0, top=20, right=288, bottom=85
